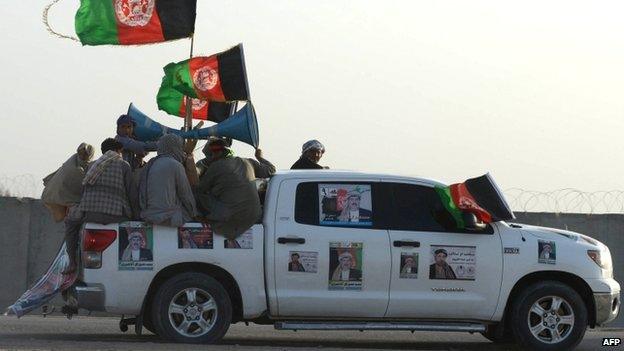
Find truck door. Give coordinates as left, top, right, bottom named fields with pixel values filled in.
left=272, top=179, right=391, bottom=317
left=383, top=182, right=503, bottom=320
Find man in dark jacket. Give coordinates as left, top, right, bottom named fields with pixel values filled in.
left=194, top=138, right=276, bottom=239
left=291, top=140, right=328, bottom=170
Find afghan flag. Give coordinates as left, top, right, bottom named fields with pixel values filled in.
left=167, top=44, right=249, bottom=102
left=157, top=63, right=234, bottom=122
left=435, top=173, right=515, bottom=228
left=75, top=0, right=196, bottom=46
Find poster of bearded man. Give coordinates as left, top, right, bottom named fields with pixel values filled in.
left=118, top=222, right=154, bottom=271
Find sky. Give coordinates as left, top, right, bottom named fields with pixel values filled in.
left=1, top=0, right=624, bottom=199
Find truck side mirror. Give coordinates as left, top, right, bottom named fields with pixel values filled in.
left=462, top=212, right=487, bottom=232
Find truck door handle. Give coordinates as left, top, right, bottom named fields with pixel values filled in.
left=393, top=240, right=420, bottom=248
left=278, top=237, right=306, bottom=244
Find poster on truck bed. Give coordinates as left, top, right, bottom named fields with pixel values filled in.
left=118, top=222, right=153, bottom=271
left=318, top=184, right=372, bottom=226
left=328, top=242, right=363, bottom=290
left=178, top=226, right=213, bottom=249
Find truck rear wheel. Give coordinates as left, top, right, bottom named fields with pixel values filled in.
left=151, top=272, right=232, bottom=343
left=510, top=281, right=587, bottom=351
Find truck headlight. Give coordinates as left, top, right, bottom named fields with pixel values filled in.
left=587, top=249, right=613, bottom=278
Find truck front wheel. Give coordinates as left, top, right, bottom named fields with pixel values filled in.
left=510, top=281, right=587, bottom=351
left=151, top=272, right=232, bottom=343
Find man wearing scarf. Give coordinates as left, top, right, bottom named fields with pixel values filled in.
left=196, top=139, right=276, bottom=179
left=64, top=138, right=139, bottom=273
left=41, top=142, right=95, bottom=222
left=291, top=139, right=329, bottom=170
left=138, top=134, right=197, bottom=227
left=193, top=138, right=276, bottom=239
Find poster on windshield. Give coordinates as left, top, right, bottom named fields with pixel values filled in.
left=328, top=242, right=363, bottom=290
left=178, top=226, right=213, bottom=249
left=429, top=245, right=476, bottom=280
left=118, top=222, right=153, bottom=271
left=319, top=184, right=372, bottom=226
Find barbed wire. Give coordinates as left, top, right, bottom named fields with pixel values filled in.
left=1, top=175, right=624, bottom=214
left=0, top=175, right=40, bottom=198
left=504, top=188, right=624, bottom=214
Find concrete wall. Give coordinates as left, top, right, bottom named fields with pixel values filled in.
left=0, top=198, right=620, bottom=326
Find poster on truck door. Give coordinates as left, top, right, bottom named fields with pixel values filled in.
left=429, top=245, right=475, bottom=280
left=118, top=222, right=153, bottom=271
left=328, top=242, right=363, bottom=290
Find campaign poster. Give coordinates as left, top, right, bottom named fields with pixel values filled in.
left=429, top=245, right=476, bottom=281
left=328, top=242, right=363, bottom=290
left=118, top=222, right=153, bottom=271
left=223, top=229, right=253, bottom=249
left=400, top=252, right=419, bottom=279
left=288, top=251, right=318, bottom=273
left=178, top=226, right=213, bottom=249
left=318, top=184, right=372, bottom=226
left=538, top=240, right=556, bottom=264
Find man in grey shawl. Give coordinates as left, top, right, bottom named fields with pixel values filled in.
left=194, top=138, right=276, bottom=239
left=42, top=143, right=95, bottom=222
left=64, top=138, right=139, bottom=273
left=139, top=134, right=197, bottom=227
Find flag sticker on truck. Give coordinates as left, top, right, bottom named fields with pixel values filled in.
left=288, top=251, right=318, bottom=273
left=178, top=226, right=213, bottom=249
left=118, top=222, right=153, bottom=271
left=328, top=242, right=363, bottom=290
left=538, top=240, right=556, bottom=264
left=429, top=245, right=476, bottom=280
left=319, top=184, right=373, bottom=227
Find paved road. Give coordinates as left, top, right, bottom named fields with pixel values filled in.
left=0, top=315, right=621, bottom=350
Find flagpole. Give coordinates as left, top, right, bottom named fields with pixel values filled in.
left=184, top=34, right=195, bottom=132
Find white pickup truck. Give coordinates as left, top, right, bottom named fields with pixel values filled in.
left=76, top=170, right=620, bottom=351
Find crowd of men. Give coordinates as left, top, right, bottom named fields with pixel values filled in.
left=41, top=114, right=329, bottom=274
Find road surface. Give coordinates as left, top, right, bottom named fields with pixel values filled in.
left=0, top=315, right=622, bottom=350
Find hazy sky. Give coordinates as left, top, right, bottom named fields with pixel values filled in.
left=1, top=0, right=623, bottom=198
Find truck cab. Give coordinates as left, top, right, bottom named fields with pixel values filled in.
left=77, top=170, right=620, bottom=351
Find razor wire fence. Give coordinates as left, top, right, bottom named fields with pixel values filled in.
left=1, top=174, right=624, bottom=214
left=504, top=188, right=624, bottom=214
left=0, top=174, right=40, bottom=199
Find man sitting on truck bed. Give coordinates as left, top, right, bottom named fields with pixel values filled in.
left=138, top=134, right=198, bottom=227
left=193, top=137, right=276, bottom=239
left=64, top=138, right=139, bottom=273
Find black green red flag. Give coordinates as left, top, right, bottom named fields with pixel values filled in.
left=157, top=63, right=234, bottom=122
left=167, top=44, right=249, bottom=102
left=435, top=173, right=514, bottom=228
left=75, top=0, right=196, bottom=46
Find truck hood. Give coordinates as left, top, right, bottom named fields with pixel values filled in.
left=509, top=222, right=603, bottom=248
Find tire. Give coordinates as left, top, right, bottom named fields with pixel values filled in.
left=481, top=323, right=513, bottom=344
left=510, top=281, right=588, bottom=351
left=151, top=272, right=232, bottom=343
left=142, top=314, right=157, bottom=335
